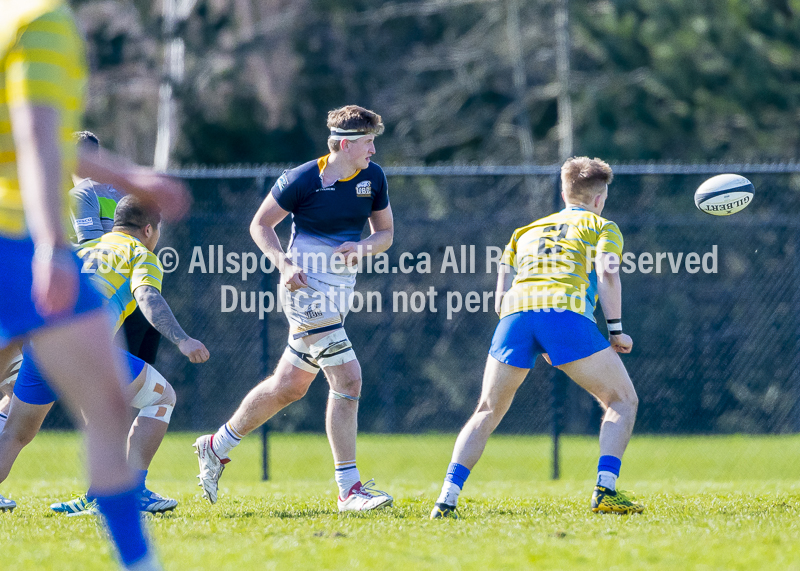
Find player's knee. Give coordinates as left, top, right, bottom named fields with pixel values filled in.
left=475, top=399, right=494, bottom=415
left=131, top=366, right=174, bottom=424
left=2, top=421, right=37, bottom=448
left=277, top=374, right=310, bottom=404
left=331, top=373, right=361, bottom=398
left=161, top=381, right=177, bottom=407
left=605, top=387, right=638, bottom=416
left=270, top=363, right=313, bottom=403
left=628, top=388, right=639, bottom=409
left=625, top=390, right=639, bottom=416
left=309, top=330, right=356, bottom=370
left=473, top=401, right=505, bottom=428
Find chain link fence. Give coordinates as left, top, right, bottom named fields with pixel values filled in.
left=39, top=163, right=800, bottom=476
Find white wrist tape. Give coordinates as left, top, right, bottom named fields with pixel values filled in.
left=606, top=318, right=623, bottom=335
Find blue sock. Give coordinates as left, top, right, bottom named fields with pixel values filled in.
left=139, top=470, right=148, bottom=492
left=597, top=455, right=621, bottom=490
left=445, top=462, right=471, bottom=489
left=597, top=455, right=621, bottom=475
left=93, top=485, right=151, bottom=567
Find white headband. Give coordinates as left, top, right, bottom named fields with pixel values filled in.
left=329, top=128, right=370, bottom=141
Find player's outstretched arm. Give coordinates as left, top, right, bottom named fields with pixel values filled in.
left=250, top=194, right=307, bottom=291
left=596, top=252, right=633, bottom=353
left=76, top=148, right=190, bottom=222
left=134, top=285, right=210, bottom=363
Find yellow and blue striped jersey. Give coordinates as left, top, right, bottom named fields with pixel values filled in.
left=499, top=207, right=624, bottom=321
left=77, top=232, right=163, bottom=332
left=0, top=0, right=86, bottom=238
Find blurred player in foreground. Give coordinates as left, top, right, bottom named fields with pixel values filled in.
left=0, top=196, right=209, bottom=516
left=0, top=2, right=188, bottom=568
left=431, top=157, right=643, bottom=518
left=194, top=105, right=394, bottom=511
left=70, top=131, right=163, bottom=366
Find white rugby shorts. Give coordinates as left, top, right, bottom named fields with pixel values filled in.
left=280, top=275, right=354, bottom=340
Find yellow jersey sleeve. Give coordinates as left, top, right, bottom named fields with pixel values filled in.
left=131, top=247, right=164, bottom=294
left=501, top=223, right=533, bottom=269
left=596, top=221, right=624, bottom=257
left=501, top=235, right=517, bottom=268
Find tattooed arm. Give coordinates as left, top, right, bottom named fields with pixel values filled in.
left=134, top=285, right=209, bottom=363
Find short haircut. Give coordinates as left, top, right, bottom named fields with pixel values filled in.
left=560, top=157, right=613, bottom=203
left=327, top=105, right=385, bottom=152
left=113, top=195, right=161, bottom=230
left=73, top=130, right=100, bottom=153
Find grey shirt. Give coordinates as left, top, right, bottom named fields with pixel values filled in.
left=69, top=178, right=124, bottom=243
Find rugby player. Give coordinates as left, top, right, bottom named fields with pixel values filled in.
left=194, top=105, right=394, bottom=511
left=0, top=196, right=209, bottom=515
left=70, top=131, right=163, bottom=366
left=0, top=1, right=188, bottom=568
left=430, top=157, right=643, bottom=518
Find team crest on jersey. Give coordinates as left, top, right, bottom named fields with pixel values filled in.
left=355, top=181, right=372, bottom=197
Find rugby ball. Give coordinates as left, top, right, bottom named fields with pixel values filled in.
left=694, top=174, right=754, bottom=216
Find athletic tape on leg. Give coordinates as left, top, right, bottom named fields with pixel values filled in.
left=328, top=389, right=360, bottom=401
left=284, top=338, right=320, bottom=373
left=138, top=404, right=174, bottom=423
left=131, top=366, right=174, bottom=423
left=309, top=329, right=356, bottom=369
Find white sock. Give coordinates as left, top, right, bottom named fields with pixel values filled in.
left=335, top=462, right=360, bottom=498
left=211, top=422, right=242, bottom=460
left=0, top=412, right=7, bottom=434
left=597, top=471, right=618, bottom=491
left=436, top=480, right=462, bottom=507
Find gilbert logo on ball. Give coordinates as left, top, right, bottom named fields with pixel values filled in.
left=694, top=174, right=754, bottom=216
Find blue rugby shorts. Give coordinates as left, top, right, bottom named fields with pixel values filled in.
left=489, top=309, right=610, bottom=369
left=0, top=235, right=105, bottom=347
left=14, top=348, right=146, bottom=406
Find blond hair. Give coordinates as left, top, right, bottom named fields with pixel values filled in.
left=327, top=105, right=385, bottom=152
left=560, top=157, right=613, bottom=203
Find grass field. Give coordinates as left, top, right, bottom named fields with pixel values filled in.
left=2, top=432, right=800, bottom=570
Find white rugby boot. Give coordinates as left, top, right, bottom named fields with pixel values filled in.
left=0, top=493, right=16, bottom=512
left=139, top=489, right=178, bottom=514
left=193, top=434, right=228, bottom=504
left=337, top=479, right=393, bottom=512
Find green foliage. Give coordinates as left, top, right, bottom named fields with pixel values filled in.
left=572, top=0, right=800, bottom=160
left=75, top=0, right=800, bottom=165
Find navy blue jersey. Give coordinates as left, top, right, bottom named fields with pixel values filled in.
left=271, top=155, right=389, bottom=247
